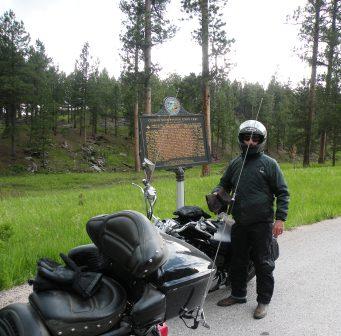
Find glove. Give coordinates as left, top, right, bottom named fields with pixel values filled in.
left=206, top=189, right=231, bottom=214
left=29, top=253, right=103, bottom=299
left=37, top=257, right=75, bottom=284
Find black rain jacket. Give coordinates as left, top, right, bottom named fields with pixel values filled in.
left=214, top=152, right=289, bottom=225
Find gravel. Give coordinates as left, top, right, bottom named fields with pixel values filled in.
left=0, top=284, right=31, bottom=309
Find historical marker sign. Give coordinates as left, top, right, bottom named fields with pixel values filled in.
left=139, top=114, right=210, bottom=169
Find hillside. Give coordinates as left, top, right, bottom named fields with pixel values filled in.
left=1, top=119, right=338, bottom=175
left=0, top=122, right=135, bottom=175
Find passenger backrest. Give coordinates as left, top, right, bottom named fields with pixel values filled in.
left=86, top=211, right=168, bottom=278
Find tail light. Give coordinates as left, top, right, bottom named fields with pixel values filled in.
left=157, top=323, right=168, bottom=336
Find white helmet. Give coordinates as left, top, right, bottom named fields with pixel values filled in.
left=238, top=120, right=267, bottom=154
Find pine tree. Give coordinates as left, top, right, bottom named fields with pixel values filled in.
left=318, top=0, right=340, bottom=163
left=120, top=0, right=175, bottom=170
left=181, top=0, right=233, bottom=175
left=294, top=0, right=327, bottom=166
left=74, top=42, right=92, bottom=141
left=0, top=10, right=30, bottom=157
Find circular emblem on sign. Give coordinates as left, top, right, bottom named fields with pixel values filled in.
left=163, top=97, right=181, bottom=115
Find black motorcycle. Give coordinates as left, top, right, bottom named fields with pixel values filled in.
left=0, top=210, right=215, bottom=335
left=0, top=159, right=278, bottom=336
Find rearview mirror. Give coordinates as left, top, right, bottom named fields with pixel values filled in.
left=142, top=158, right=155, bottom=182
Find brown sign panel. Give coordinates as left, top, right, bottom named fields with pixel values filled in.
left=140, top=114, right=210, bottom=169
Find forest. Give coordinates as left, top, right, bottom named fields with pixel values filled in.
left=0, top=0, right=340, bottom=174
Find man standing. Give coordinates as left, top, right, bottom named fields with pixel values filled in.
left=213, top=120, right=289, bottom=319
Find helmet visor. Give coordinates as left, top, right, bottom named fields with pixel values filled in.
left=239, top=133, right=263, bottom=143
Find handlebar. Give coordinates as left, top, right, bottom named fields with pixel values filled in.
left=132, top=180, right=157, bottom=221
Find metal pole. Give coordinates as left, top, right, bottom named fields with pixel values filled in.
left=175, top=167, right=185, bottom=209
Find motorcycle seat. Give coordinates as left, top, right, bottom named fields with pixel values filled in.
left=86, top=210, right=168, bottom=278
left=29, top=277, right=126, bottom=336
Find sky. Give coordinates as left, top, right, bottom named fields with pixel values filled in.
left=0, top=0, right=309, bottom=87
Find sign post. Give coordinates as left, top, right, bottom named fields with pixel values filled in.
left=139, top=97, right=210, bottom=209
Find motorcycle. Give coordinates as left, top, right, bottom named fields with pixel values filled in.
left=0, top=167, right=216, bottom=335
left=0, top=159, right=278, bottom=336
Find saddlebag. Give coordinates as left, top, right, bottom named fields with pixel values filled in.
left=152, top=233, right=214, bottom=320
left=131, top=283, right=166, bottom=328
left=29, top=277, right=127, bottom=336
left=0, top=303, right=50, bottom=336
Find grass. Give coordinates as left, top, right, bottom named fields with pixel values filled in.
left=0, top=163, right=340, bottom=290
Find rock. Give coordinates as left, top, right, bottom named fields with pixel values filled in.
left=61, top=140, right=69, bottom=149
left=90, top=164, right=102, bottom=172
left=27, top=161, right=38, bottom=173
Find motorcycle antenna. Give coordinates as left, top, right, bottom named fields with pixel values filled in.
left=195, top=97, right=264, bottom=326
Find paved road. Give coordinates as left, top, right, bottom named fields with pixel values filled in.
left=1, top=218, right=340, bottom=335
left=167, top=217, right=341, bottom=336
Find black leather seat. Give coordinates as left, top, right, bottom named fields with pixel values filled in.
left=86, top=210, right=168, bottom=278
left=29, top=277, right=126, bottom=336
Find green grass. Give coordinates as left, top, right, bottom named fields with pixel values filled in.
left=0, top=163, right=340, bottom=289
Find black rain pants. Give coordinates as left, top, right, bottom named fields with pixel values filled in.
left=230, top=221, right=275, bottom=304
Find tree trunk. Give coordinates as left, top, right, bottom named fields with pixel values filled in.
left=144, top=0, right=152, bottom=115
left=318, top=131, right=327, bottom=163
left=303, top=0, right=322, bottom=167
left=72, top=108, right=75, bottom=128
left=134, top=101, right=141, bottom=172
left=318, top=0, right=338, bottom=164
left=114, top=109, right=118, bottom=137
left=276, top=127, right=280, bottom=153
left=9, top=103, right=16, bottom=158
left=29, top=106, right=34, bottom=144
left=53, top=102, right=57, bottom=136
left=134, top=47, right=141, bottom=172
left=83, top=109, right=87, bottom=142
left=4, top=108, right=9, bottom=130
left=230, top=135, right=235, bottom=161
left=92, top=108, right=97, bottom=138
left=331, top=127, right=336, bottom=166
left=41, top=109, right=47, bottom=169
left=79, top=108, right=83, bottom=136
left=201, top=0, right=211, bottom=176
left=216, top=122, right=220, bottom=152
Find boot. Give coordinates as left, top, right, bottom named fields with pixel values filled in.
left=217, top=295, right=246, bottom=307
left=253, top=303, right=268, bottom=319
